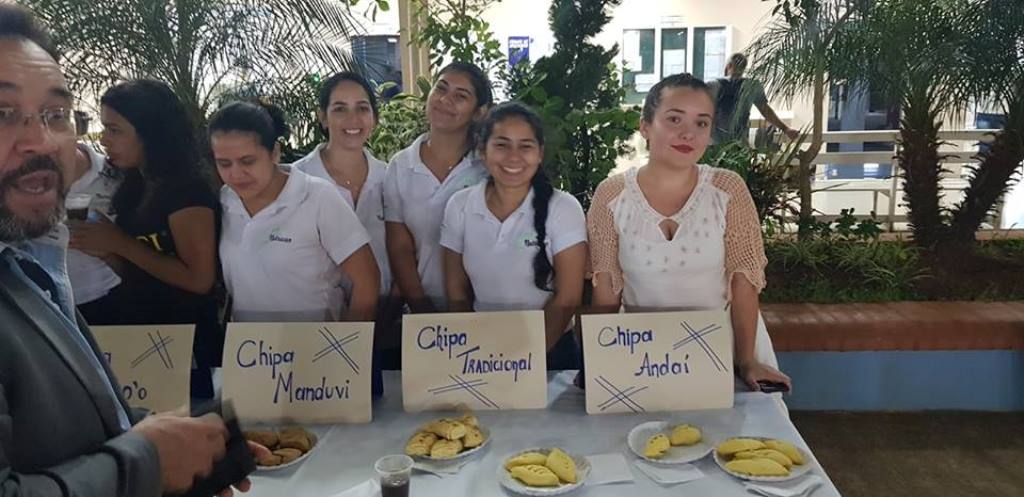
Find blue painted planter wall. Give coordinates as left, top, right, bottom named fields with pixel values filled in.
left=778, top=351, right=1024, bottom=411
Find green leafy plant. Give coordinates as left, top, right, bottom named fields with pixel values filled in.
left=506, top=0, right=640, bottom=208
left=366, top=0, right=505, bottom=161
left=949, top=0, right=1024, bottom=244
left=220, top=73, right=327, bottom=161
left=749, top=0, right=868, bottom=229
left=793, top=209, right=882, bottom=242
left=701, top=132, right=807, bottom=227
left=764, top=238, right=924, bottom=303
left=411, top=0, right=505, bottom=76
left=837, top=0, right=985, bottom=247
left=24, top=0, right=388, bottom=129
left=367, top=78, right=432, bottom=161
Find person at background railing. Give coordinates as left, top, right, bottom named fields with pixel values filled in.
left=383, top=62, right=492, bottom=313
left=441, top=102, right=588, bottom=369
left=68, top=79, right=222, bottom=399
left=709, top=53, right=800, bottom=145
left=211, top=100, right=379, bottom=325
left=292, top=72, right=401, bottom=372
left=588, top=73, right=792, bottom=393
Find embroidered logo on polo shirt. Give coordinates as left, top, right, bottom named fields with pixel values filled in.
left=519, top=231, right=543, bottom=250
left=269, top=229, right=293, bottom=243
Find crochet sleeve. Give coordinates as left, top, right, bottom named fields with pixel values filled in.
left=586, top=174, right=626, bottom=295
left=712, top=169, right=768, bottom=298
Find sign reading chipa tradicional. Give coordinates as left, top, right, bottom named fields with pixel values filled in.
left=402, top=311, right=548, bottom=412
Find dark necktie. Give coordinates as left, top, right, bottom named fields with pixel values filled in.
left=16, top=258, right=60, bottom=307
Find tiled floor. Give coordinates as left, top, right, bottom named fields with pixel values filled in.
left=791, top=411, right=1024, bottom=497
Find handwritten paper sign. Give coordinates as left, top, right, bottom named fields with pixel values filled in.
left=402, top=311, right=547, bottom=412
left=581, top=310, right=734, bottom=414
left=221, top=322, right=374, bottom=424
left=92, top=325, right=195, bottom=414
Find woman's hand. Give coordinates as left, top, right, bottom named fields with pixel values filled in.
left=68, top=218, right=131, bottom=257
left=739, top=360, right=792, bottom=393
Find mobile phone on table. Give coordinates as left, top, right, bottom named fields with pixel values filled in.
left=757, top=380, right=790, bottom=394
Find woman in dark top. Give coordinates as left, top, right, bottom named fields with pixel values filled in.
left=68, top=79, right=221, bottom=398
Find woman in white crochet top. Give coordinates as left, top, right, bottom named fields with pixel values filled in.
left=587, top=73, right=792, bottom=392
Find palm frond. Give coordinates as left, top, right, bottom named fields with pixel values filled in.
left=23, top=0, right=381, bottom=128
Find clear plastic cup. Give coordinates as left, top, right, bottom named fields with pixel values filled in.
left=375, top=454, right=413, bottom=497
left=65, top=193, right=92, bottom=221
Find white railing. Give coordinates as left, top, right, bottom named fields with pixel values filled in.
left=612, top=127, right=1020, bottom=232
left=798, top=129, right=1004, bottom=231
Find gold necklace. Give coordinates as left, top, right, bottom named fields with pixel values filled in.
left=321, top=149, right=366, bottom=190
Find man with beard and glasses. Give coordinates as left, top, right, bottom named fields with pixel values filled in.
left=0, top=5, right=264, bottom=497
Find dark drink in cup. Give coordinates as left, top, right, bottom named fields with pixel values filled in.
left=65, top=194, right=92, bottom=221
left=375, top=455, right=413, bottom=497
left=380, top=477, right=409, bottom=497
left=67, top=207, right=89, bottom=221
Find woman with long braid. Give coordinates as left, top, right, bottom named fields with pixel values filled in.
left=441, top=102, right=587, bottom=368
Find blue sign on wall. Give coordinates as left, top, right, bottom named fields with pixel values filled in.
left=509, top=36, right=531, bottom=68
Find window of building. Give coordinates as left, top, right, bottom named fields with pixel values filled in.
left=623, top=29, right=656, bottom=104
left=661, top=28, right=688, bottom=78
left=352, top=35, right=401, bottom=85
left=694, top=27, right=727, bottom=81
left=622, top=26, right=731, bottom=103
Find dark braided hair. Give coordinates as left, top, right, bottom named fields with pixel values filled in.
left=478, top=101, right=554, bottom=291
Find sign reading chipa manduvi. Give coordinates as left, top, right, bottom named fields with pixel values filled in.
left=581, top=310, right=734, bottom=414
left=221, top=322, right=374, bottom=424
left=402, top=311, right=548, bottom=412
left=92, top=324, right=195, bottom=414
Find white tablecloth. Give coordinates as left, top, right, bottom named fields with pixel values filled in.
left=245, top=371, right=841, bottom=497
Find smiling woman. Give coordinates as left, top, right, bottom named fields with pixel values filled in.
left=382, top=61, right=493, bottom=314
left=440, top=102, right=588, bottom=369
left=292, top=71, right=392, bottom=300
left=587, top=73, right=792, bottom=397
left=209, top=99, right=379, bottom=325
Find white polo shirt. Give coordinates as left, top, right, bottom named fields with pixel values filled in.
left=440, top=182, right=587, bottom=312
left=219, top=166, right=371, bottom=322
left=66, top=144, right=123, bottom=305
left=292, top=145, right=391, bottom=296
left=382, top=133, right=488, bottom=307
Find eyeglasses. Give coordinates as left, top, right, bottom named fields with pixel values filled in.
left=0, top=107, right=77, bottom=137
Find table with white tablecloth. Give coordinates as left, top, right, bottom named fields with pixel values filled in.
left=245, top=371, right=841, bottom=497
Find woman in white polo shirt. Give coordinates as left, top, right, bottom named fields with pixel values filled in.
left=209, top=100, right=380, bottom=323
left=61, top=141, right=123, bottom=320
left=383, top=61, right=492, bottom=313
left=441, top=102, right=588, bottom=368
left=292, top=71, right=391, bottom=302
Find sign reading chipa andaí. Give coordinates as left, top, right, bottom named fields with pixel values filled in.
left=402, top=311, right=548, bottom=412
left=581, top=310, right=734, bottom=414
left=92, top=324, right=195, bottom=414
left=221, top=322, right=374, bottom=424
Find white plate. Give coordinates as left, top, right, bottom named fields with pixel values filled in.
left=412, top=426, right=491, bottom=462
left=254, top=431, right=319, bottom=472
left=627, top=421, right=713, bottom=465
left=713, top=437, right=813, bottom=482
left=498, top=447, right=591, bottom=496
